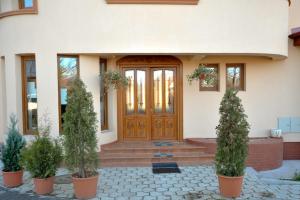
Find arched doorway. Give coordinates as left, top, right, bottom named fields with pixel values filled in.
left=117, top=56, right=183, bottom=141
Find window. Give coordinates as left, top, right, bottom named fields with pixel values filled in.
left=226, top=63, right=245, bottom=91
left=21, top=56, right=38, bottom=134
left=199, top=64, right=219, bottom=91
left=58, top=55, right=79, bottom=131
left=19, top=0, right=34, bottom=9
left=100, top=59, right=108, bottom=130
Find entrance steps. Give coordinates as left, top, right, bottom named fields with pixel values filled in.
left=99, top=141, right=214, bottom=167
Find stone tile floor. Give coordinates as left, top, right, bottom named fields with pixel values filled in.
left=1, top=165, right=300, bottom=199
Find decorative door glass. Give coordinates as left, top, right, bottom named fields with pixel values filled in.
left=153, top=70, right=163, bottom=113
left=137, top=70, right=146, bottom=114
left=125, top=70, right=135, bottom=114
left=165, top=70, right=175, bottom=113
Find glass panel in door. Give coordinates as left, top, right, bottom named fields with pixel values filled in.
left=165, top=70, right=175, bottom=113
left=137, top=70, right=146, bottom=114
left=153, top=70, right=163, bottom=113
left=125, top=70, right=135, bottom=114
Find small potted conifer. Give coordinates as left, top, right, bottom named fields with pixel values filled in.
left=63, top=78, right=99, bottom=199
left=21, top=117, right=62, bottom=195
left=1, top=115, right=26, bottom=187
left=215, top=89, right=250, bottom=198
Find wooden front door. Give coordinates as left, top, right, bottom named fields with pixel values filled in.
left=117, top=56, right=182, bottom=141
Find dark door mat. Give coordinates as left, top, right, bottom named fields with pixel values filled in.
left=153, top=141, right=174, bottom=147
left=152, top=162, right=181, bottom=174
left=154, top=153, right=174, bottom=158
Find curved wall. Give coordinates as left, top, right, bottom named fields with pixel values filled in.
left=0, top=0, right=289, bottom=58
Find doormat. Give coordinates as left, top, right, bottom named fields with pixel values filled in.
left=153, top=141, right=174, bottom=147
left=152, top=162, right=181, bottom=174
left=154, top=152, right=173, bottom=158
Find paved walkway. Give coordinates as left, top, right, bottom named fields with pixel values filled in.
left=1, top=165, right=300, bottom=199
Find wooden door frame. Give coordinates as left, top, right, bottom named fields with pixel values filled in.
left=117, top=55, right=183, bottom=141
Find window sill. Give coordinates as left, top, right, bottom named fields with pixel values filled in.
left=106, top=0, right=199, bottom=5
left=0, top=8, right=38, bottom=19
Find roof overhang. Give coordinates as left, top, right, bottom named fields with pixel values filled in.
left=289, top=27, right=300, bottom=47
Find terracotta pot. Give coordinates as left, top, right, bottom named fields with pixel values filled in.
left=72, top=173, right=99, bottom=199
left=2, top=170, right=23, bottom=188
left=218, top=174, right=244, bottom=198
left=33, top=176, right=54, bottom=195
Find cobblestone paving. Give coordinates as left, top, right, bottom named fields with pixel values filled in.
left=1, top=166, right=300, bottom=199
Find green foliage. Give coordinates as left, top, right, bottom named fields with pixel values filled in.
left=1, top=115, right=26, bottom=172
left=293, top=172, right=300, bottom=181
left=187, top=64, right=217, bottom=85
left=215, top=89, right=250, bottom=177
left=21, top=137, right=62, bottom=179
left=63, top=78, right=99, bottom=178
left=101, top=70, right=128, bottom=90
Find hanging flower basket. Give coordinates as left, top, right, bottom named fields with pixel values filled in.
left=100, top=70, right=128, bottom=90
left=187, top=64, right=217, bottom=86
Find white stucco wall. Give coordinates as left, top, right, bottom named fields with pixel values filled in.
left=0, top=0, right=299, bottom=144
left=0, top=0, right=289, bottom=58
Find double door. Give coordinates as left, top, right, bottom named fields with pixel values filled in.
left=121, top=67, right=177, bottom=140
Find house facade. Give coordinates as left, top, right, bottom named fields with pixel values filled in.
left=0, top=0, right=299, bottom=160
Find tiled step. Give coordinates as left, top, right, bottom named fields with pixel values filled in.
left=99, top=141, right=214, bottom=168
left=101, top=145, right=207, bottom=154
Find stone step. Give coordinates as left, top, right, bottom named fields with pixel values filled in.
left=100, top=159, right=214, bottom=168
left=99, top=141, right=214, bottom=167
left=100, top=154, right=214, bottom=163
left=101, top=145, right=207, bottom=154
left=99, top=151, right=208, bottom=159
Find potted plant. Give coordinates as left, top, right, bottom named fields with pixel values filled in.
left=215, top=89, right=250, bottom=198
left=1, top=115, right=26, bottom=187
left=100, top=70, right=128, bottom=90
left=63, top=78, right=99, bottom=199
left=21, top=117, right=62, bottom=195
left=187, top=64, right=217, bottom=85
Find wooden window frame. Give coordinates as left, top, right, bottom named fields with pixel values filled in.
left=226, top=63, right=246, bottom=91
left=0, top=0, right=38, bottom=19
left=100, top=58, right=109, bottom=131
left=106, top=0, right=199, bottom=4
left=57, top=55, right=80, bottom=132
left=21, top=55, right=37, bottom=135
left=19, top=0, right=34, bottom=9
left=199, top=63, right=220, bottom=92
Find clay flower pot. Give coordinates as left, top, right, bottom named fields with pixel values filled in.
left=2, top=170, right=23, bottom=188
left=33, top=176, right=54, bottom=195
left=218, top=174, right=244, bottom=198
left=72, top=173, right=99, bottom=199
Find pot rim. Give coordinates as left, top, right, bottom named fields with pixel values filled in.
left=33, top=176, right=54, bottom=181
left=2, top=170, right=23, bottom=174
left=72, top=172, right=99, bottom=180
left=217, top=174, right=244, bottom=179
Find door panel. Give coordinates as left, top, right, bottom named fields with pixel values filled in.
left=123, top=69, right=149, bottom=140
left=122, top=67, right=177, bottom=140
left=151, top=68, right=177, bottom=140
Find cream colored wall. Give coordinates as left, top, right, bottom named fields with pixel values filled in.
left=181, top=53, right=300, bottom=141
left=0, top=57, right=7, bottom=142
left=0, top=0, right=289, bottom=58
left=0, top=0, right=18, bottom=12
left=0, top=0, right=299, bottom=144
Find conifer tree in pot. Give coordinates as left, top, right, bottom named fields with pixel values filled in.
left=21, top=117, right=63, bottom=195
left=1, top=115, right=26, bottom=187
left=215, top=89, right=250, bottom=198
left=63, top=78, right=99, bottom=199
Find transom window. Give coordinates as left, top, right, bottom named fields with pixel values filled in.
left=226, top=63, right=245, bottom=91
left=199, top=64, right=219, bottom=91
left=21, top=56, right=38, bottom=134
left=58, top=55, right=79, bottom=131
